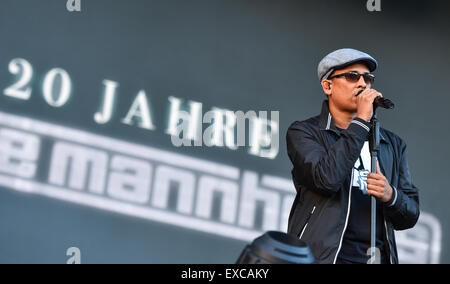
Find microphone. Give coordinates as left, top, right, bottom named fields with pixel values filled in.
left=374, top=97, right=395, bottom=109
left=356, top=89, right=395, bottom=109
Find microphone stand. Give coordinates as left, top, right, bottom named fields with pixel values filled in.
left=368, top=104, right=380, bottom=264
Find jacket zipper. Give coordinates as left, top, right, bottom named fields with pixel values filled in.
left=384, top=220, right=393, bottom=264
left=298, top=206, right=316, bottom=240
left=333, top=170, right=354, bottom=264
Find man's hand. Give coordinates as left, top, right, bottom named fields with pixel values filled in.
left=367, top=161, right=394, bottom=203
left=356, top=88, right=382, bottom=121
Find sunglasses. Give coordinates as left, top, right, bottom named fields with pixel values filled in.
left=328, top=71, right=375, bottom=85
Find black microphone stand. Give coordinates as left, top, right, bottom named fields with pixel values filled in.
left=368, top=104, right=380, bottom=264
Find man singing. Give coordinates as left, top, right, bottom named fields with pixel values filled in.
left=286, top=48, right=420, bottom=264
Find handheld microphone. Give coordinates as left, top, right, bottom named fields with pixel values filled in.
left=374, top=97, right=395, bottom=109
left=356, top=89, right=395, bottom=109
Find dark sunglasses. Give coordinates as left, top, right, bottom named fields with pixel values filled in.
left=328, top=71, right=375, bottom=85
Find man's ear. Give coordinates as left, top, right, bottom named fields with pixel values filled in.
left=321, top=80, right=332, bottom=96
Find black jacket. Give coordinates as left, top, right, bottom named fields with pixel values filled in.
left=286, top=100, right=420, bottom=264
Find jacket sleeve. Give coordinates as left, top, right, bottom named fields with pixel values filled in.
left=383, top=139, right=420, bottom=230
left=286, top=118, right=370, bottom=196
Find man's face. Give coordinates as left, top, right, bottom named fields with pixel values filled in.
left=322, top=63, right=372, bottom=113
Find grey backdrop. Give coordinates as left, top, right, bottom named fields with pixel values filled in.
left=0, top=0, right=449, bottom=263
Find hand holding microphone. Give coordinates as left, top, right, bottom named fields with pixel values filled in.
left=356, top=89, right=382, bottom=121
left=355, top=89, right=394, bottom=121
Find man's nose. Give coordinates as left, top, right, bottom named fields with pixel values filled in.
left=356, top=75, right=367, bottom=88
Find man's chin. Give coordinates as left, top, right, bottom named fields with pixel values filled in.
left=344, top=105, right=358, bottom=113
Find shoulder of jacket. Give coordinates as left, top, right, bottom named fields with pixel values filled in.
left=288, top=116, right=320, bottom=131
left=381, top=128, right=407, bottom=148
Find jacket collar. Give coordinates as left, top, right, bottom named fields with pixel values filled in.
left=319, top=100, right=340, bottom=135
left=319, top=100, right=387, bottom=143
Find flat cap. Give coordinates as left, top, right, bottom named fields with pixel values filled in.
left=317, top=48, right=378, bottom=81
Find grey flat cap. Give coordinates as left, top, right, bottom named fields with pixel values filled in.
left=317, top=48, right=378, bottom=81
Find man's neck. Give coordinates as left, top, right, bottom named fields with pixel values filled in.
left=329, top=104, right=356, bottom=129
